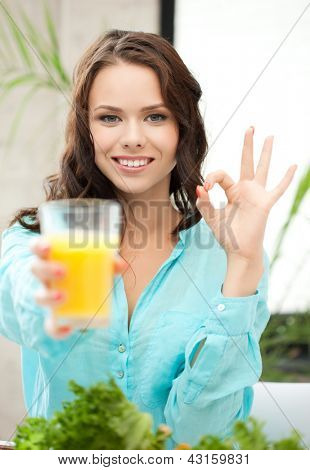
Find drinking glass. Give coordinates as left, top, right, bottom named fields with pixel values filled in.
left=38, top=198, right=122, bottom=329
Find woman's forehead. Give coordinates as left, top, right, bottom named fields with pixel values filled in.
left=88, top=64, right=164, bottom=109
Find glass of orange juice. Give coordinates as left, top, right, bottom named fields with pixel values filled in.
left=38, top=198, right=122, bottom=330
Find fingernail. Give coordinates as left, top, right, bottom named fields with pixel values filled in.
left=58, top=325, right=71, bottom=334
left=196, top=185, right=202, bottom=198
left=53, top=291, right=63, bottom=300
left=203, top=180, right=210, bottom=191
left=40, top=243, right=50, bottom=252
left=250, top=126, right=255, bottom=134
left=39, top=239, right=50, bottom=253
left=55, top=267, right=65, bottom=277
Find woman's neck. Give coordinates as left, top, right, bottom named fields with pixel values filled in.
left=121, top=199, right=182, bottom=251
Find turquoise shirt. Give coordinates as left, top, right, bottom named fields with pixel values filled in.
left=0, top=217, right=270, bottom=449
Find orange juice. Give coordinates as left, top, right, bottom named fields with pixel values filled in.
left=47, top=230, right=118, bottom=328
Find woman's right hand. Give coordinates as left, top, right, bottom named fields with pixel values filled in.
left=29, top=237, right=128, bottom=340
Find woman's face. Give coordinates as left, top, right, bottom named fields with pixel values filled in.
left=88, top=62, right=179, bottom=197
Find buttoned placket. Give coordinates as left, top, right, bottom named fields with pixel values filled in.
left=113, top=231, right=186, bottom=386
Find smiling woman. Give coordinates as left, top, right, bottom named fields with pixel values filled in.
left=0, top=29, right=297, bottom=450
left=8, top=30, right=207, bottom=239
left=88, top=61, right=181, bottom=200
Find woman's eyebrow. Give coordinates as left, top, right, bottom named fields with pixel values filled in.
left=94, top=103, right=166, bottom=112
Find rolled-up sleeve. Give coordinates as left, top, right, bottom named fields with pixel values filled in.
left=164, top=251, right=270, bottom=446
left=0, top=223, right=78, bottom=357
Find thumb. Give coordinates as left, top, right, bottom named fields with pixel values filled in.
left=44, top=314, right=73, bottom=339
left=114, top=255, right=129, bottom=275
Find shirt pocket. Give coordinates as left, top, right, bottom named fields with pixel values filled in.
left=139, top=309, right=205, bottom=409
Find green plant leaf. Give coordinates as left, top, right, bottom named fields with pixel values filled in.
left=272, top=430, right=306, bottom=450
left=1, top=72, right=41, bottom=90
left=43, top=0, right=58, bottom=52
left=0, top=17, right=16, bottom=65
left=232, top=417, right=270, bottom=449
left=271, top=164, right=310, bottom=270
left=5, top=84, right=42, bottom=148
left=13, top=379, right=308, bottom=450
left=0, top=2, right=34, bottom=70
left=18, top=3, right=70, bottom=90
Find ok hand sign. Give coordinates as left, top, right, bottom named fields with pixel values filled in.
left=196, top=127, right=297, bottom=263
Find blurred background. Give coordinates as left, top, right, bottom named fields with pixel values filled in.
left=0, top=0, right=309, bottom=444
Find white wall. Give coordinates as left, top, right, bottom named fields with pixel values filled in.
left=175, top=0, right=310, bottom=313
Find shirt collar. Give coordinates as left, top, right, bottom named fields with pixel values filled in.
left=178, top=217, right=202, bottom=247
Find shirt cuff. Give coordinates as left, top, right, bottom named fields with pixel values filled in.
left=202, top=283, right=260, bottom=336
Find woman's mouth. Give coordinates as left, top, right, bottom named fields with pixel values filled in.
left=111, top=157, right=154, bottom=174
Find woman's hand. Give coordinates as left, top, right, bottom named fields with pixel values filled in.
left=196, top=126, right=297, bottom=265
left=29, top=237, right=128, bottom=339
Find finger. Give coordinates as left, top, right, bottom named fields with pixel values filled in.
left=30, top=259, right=67, bottom=284
left=44, top=314, right=73, bottom=340
left=196, top=185, right=218, bottom=222
left=269, top=164, right=298, bottom=205
left=114, top=255, right=129, bottom=275
left=29, top=237, right=51, bottom=260
left=240, top=126, right=255, bottom=180
left=255, top=135, right=274, bottom=187
left=203, top=170, right=235, bottom=202
left=34, top=287, right=67, bottom=307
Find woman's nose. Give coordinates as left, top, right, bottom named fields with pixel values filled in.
left=120, top=122, right=147, bottom=149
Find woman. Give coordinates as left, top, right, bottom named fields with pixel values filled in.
left=0, top=29, right=297, bottom=449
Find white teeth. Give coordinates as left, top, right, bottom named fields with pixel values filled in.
left=117, top=159, right=150, bottom=167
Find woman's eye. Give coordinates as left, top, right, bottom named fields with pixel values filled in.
left=99, top=115, right=119, bottom=123
left=99, top=113, right=167, bottom=124
left=147, top=113, right=167, bottom=122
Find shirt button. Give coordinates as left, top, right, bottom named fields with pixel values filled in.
left=118, top=344, right=126, bottom=353
left=217, top=303, right=225, bottom=311
left=116, top=370, right=124, bottom=378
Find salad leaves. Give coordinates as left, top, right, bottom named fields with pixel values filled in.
left=14, top=378, right=307, bottom=450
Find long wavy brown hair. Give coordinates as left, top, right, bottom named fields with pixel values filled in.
left=9, top=29, right=208, bottom=242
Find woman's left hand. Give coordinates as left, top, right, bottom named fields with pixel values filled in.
left=196, top=126, right=298, bottom=264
